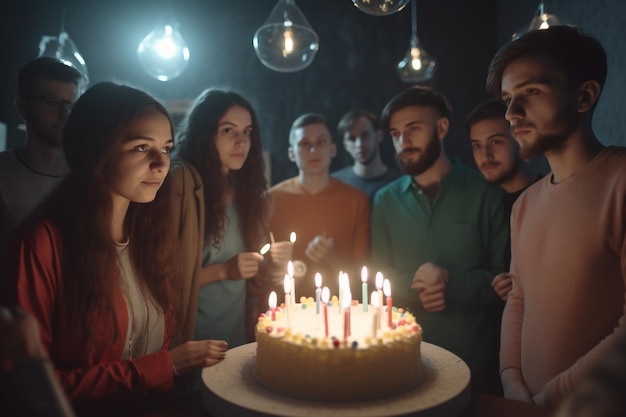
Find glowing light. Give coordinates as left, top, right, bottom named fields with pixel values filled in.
left=253, top=0, right=319, bottom=72
left=137, top=14, right=190, bottom=81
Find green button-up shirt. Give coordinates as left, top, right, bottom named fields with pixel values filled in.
left=371, top=159, right=508, bottom=372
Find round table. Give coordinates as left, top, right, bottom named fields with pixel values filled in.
left=201, top=342, right=470, bottom=417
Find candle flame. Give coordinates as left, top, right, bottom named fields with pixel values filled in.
left=269, top=291, right=277, bottom=309
left=289, top=232, right=297, bottom=243
left=322, top=286, right=330, bottom=303
left=259, top=243, right=271, bottom=255
left=340, top=272, right=349, bottom=289
left=284, top=274, right=291, bottom=294
left=287, top=260, right=294, bottom=277
left=375, top=272, right=383, bottom=289
left=361, top=266, right=368, bottom=283
left=383, top=278, right=391, bottom=297
left=315, top=272, right=322, bottom=288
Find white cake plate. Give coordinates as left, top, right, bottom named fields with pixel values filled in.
left=201, top=342, right=470, bottom=417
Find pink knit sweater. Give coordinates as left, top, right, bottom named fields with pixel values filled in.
left=501, top=146, right=626, bottom=404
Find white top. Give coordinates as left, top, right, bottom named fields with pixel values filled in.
left=116, top=241, right=165, bottom=359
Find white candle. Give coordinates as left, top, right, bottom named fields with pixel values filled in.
left=339, top=271, right=348, bottom=314
left=315, top=272, right=322, bottom=315
left=268, top=291, right=277, bottom=321
left=361, top=266, right=368, bottom=312
left=375, top=272, right=383, bottom=329
left=383, top=278, right=392, bottom=328
left=287, top=260, right=296, bottom=306
left=343, top=289, right=351, bottom=341
left=371, top=290, right=379, bottom=338
left=284, top=274, right=292, bottom=328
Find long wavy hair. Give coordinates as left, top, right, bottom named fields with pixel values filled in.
left=174, top=88, right=268, bottom=251
left=38, top=81, right=181, bottom=343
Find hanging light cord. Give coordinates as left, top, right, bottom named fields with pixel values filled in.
left=411, top=0, right=417, bottom=39
left=59, top=0, right=65, bottom=33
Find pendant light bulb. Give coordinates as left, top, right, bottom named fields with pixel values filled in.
left=511, top=1, right=572, bottom=40
left=137, top=13, right=190, bottom=82
left=253, top=0, right=319, bottom=73
left=396, top=1, right=437, bottom=83
left=38, top=31, right=89, bottom=88
left=352, top=0, right=411, bottom=16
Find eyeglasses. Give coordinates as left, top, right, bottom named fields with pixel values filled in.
left=25, top=95, right=75, bottom=112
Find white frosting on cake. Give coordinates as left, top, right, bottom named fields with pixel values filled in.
left=255, top=297, right=423, bottom=401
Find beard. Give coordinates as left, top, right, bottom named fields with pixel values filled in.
left=519, top=131, right=570, bottom=160
left=483, top=157, right=520, bottom=185
left=517, top=106, right=579, bottom=160
left=396, top=132, right=441, bottom=176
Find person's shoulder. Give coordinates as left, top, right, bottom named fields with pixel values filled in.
left=601, top=146, right=626, bottom=165
left=269, top=177, right=299, bottom=194
left=170, top=159, right=199, bottom=175
left=0, top=149, right=20, bottom=175
left=330, top=178, right=368, bottom=201
left=383, top=166, right=403, bottom=180
left=372, top=175, right=408, bottom=203
left=9, top=217, right=59, bottom=250
left=168, top=159, right=204, bottom=199
left=455, top=160, right=501, bottom=190
left=331, top=166, right=354, bottom=181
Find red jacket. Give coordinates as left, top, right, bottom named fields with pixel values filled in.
left=5, top=219, right=174, bottom=411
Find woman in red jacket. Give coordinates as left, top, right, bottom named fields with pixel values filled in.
left=4, top=82, right=227, bottom=414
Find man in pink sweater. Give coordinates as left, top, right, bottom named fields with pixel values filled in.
left=486, top=26, right=626, bottom=407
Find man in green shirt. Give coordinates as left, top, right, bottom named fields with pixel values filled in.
left=371, top=86, right=508, bottom=392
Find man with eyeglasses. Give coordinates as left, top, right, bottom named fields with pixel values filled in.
left=261, top=113, right=370, bottom=308
left=0, top=57, right=84, bottom=262
left=370, top=86, right=508, bottom=394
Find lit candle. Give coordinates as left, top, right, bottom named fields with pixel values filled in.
left=322, top=286, right=330, bottom=338
left=284, top=275, right=292, bottom=328
left=371, top=291, right=379, bottom=338
left=361, top=266, right=368, bottom=312
left=290, top=231, right=297, bottom=244
left=287, top=260, right=296, bottom=306
left=259, top=243, right=270, bottom=255
left=383, top=278, right=392, bottom=328
left=339, top=271, right=348, bottom=314
left=268, top=291, right=277, bottom=321
left=315, top=273, right=322, bottom=315
left=343, top=289, right=351, bottom=341
left=376, top=272, right=383, bottom=329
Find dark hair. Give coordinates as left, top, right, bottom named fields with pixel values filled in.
left=381, top=85, right=452, bottom=130
left=486, top=26, right=607, bottom=96
left=17, top=57, right=84, bottom=96
left=337, top=109, right=381, bottom=140
left=175, top=88, right=268, bottom=251
left=41, top=81, right=180, bottom=343
left=289, top=113, right=332, bottom=145
left=465, top=98, right=507, bottom=131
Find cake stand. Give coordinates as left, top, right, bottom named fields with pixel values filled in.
left=201, top=342, right=470, bottom=417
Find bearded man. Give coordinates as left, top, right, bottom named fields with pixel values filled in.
left=370, top=85, right=508, bottom=394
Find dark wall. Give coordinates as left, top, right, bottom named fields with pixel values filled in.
left=0, top=0, right=498, bottom=184
left=2, top=1, right=624, bottom=184
left=497, top=0, right=626, bottom=147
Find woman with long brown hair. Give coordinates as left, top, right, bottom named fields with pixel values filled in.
left=172, top=88, right=290, bottom=347
left=4, top=82, right=227, bottom=413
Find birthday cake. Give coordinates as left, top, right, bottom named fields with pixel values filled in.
left=254, top=295, right=424, bottom=401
